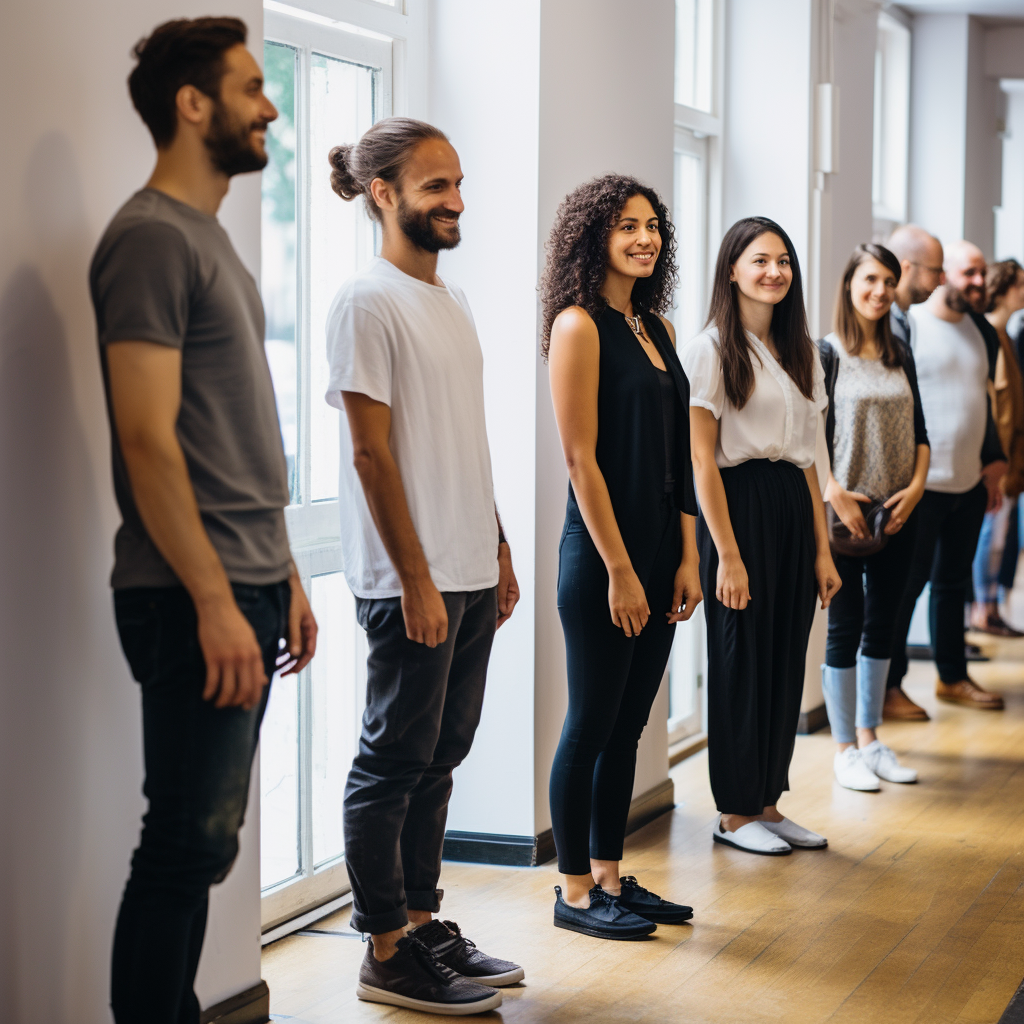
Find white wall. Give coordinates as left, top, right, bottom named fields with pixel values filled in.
left=996, top=85, right=1024, bottom=260
left=0, top=1, right=264, bottom=1020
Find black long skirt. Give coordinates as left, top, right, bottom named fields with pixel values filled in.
left=697, top=458, right=817, bottom=816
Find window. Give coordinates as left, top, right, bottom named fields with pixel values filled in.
left=259, top=1, right=399, bottom=934
left=872, top=12, right=910, bottom=230
left=675, top=0, right=714, bottom=113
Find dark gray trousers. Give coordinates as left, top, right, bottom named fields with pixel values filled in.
left=343, top=586, right=497, bottom=935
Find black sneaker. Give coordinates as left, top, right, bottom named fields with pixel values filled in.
left=356, top=935, right=502, bottom=1015
left=610, top=876, right=693, bottom=924
left=412, top=919, right=525, bottom=986
left=553, top=885, right=656, bottom=940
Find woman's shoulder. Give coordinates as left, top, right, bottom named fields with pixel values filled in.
left=681, top=324, right=721, bottom=354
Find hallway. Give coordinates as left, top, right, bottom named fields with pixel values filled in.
left=262, top=645, right=1024, bottom=1024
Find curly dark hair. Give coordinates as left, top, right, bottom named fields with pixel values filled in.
left=539, top=174, right=678, bottom=359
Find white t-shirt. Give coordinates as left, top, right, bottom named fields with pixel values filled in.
left=325, top=257, right=499, bottom=599
left=909, top=305, right=988, bottom=494
left=681, top=325, right=827, bottom=469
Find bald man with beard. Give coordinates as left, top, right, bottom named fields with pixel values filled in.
left=885, top=240, right=1008, bottom=717
left=887, top=224, right=946, bottom=346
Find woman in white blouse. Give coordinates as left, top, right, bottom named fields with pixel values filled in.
left=681, top=216, right=841, bottom=856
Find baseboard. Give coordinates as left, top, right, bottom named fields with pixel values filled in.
left=444, top=779, right=676, bottom=868
left=200, top=981, right=270, bottom=1024
left=669, top=731, right=708, bottom=767
left=797, top=702, right=829, bottom=735
left=999, top=975, right=1024, bottom=1024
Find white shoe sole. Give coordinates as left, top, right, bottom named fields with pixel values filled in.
left=874, top=771, right=918, bottom=784
left=470, top=966, right=525, bottom=986
left=834, top=771, right=880, bottom=792
left=357, top=983, right=502, bottom=1015
left=712, top=831, right=791, bottom=856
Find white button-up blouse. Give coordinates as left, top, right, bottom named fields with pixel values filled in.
left=680, top=325, right=828, bottom=470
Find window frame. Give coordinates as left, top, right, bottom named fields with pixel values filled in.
left=872, top=11, right=911, bottom=229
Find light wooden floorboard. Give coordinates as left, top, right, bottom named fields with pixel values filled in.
left=262, top=638, right=1024, bottom=1024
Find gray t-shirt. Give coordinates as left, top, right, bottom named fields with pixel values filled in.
left=90, top=189, right=291, bottom=589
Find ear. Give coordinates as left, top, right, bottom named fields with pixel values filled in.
left=175, top=83, right=212, bottom=129
left=369, top=177, right=397, bottom=214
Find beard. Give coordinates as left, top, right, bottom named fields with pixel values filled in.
left=905, top=273, right=935, bottom=307
left=945, top=282, right=985, bottom=315
left=396, top=196, right=461, bottom=253
left=204, top=101, right=269, bottom=177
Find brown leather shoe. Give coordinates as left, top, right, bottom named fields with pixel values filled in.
left=883, top=687, right=930, bottom=721
left=935, top=678, right=1005, bottom=710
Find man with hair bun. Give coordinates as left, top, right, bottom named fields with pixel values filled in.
left=89, top=18, right=316, bottom=1024
left=324, top=117, right=523, bottom=1015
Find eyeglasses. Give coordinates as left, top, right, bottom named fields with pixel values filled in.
left=909, top=261, right=944, bottom=275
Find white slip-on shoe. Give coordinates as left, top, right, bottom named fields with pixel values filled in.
left=859, top=740, right=918, bottom=783
left=760, top=816, right=828, bottom=849
left=712, top=818, right=792, bottom=856
left=834, top=746, right=881, bottom=792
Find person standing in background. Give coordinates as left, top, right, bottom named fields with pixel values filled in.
left=817, top=245, right=929, bottom=792
left=90, top=19, right=317, bottom=1024
left=325, top=117, right=522, bottom=1016
left=887, top=224, right=945, bottom=346
left=970, top=259, right=1024, bottom=635
left=682, top=216, right=840, bottom=857
left=886, top=241, right=1007, bottom=713
left=543, top=175, right=702, bottom=940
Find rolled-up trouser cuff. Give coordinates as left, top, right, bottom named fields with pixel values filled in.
left=406, top=888, right=443, bottom=913
left=350, top=902, right=409, bottom=936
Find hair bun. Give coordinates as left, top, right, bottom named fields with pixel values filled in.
left=328, top=145, right=360, bottom=201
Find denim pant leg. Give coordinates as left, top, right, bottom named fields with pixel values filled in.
left=111, top=582, right=289, bottom=1024
left=344, top=588, right=496, bottom=935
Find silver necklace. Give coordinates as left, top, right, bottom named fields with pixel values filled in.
left=625, top=313, right=643, bottom=337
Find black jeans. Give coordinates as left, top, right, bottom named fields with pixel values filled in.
left=549, top=494, right=681, bottom=875
left=826, top=514, right=918, bottom=667
left=887, top=484, right=988, bottom=688
left=110, top=582, right=289, bottom=1024
left=343, top=587, right=497, bottom=935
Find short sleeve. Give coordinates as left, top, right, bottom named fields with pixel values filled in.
left=811, top=349, right=828, bottom=411
left=679, top=333, right=726, bottom=418
left=92, top=221, right=192, bottom=349
left=325, top=301, right=393, bottom=410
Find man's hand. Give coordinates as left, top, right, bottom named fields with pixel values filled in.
left=982, top=460, right=1007, bottom=512
left=197, top=597, right=267, bottom=710
left=402, top=576, right=448, bottom=647
left=280, top=570, right=317, bottom=675
left=668, top=557, right=702, bottom=623
left=497, top=542, right=520, bottom=628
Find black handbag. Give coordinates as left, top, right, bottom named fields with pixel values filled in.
left=825, top=498, right=891, bottom=558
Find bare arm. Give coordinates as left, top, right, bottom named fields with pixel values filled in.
left=495, top=508, right=519, bottom=629
left=341, top=390, right=447, bottom=647
left=548, top=307, right=649, bottom=636
left=107, top=342, right=316, bottom=707
left=803, top=465, right=841, bottom=609
left=689, top=406, right=750, bottom=610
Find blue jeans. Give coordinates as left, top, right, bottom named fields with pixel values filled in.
left=110, top=582, right=289, bottom=1024
left=972, top=496, right=1021, bottom=603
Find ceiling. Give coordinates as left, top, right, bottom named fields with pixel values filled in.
left=895, top=0, right=1024, bottom=14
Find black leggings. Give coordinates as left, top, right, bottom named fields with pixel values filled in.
left=826, top=514, right=918, bottom=667
left=549, top=496, right=681, bottom=875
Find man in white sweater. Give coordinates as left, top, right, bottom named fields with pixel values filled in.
left=886, top=241, right=1007, bottom=712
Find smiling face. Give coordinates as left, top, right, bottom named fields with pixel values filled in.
left=850, top=257, right=897, bottom=323
left=605, top=194, right=662, bottom=281
left=944, top=242, right=987, bottom=314
left=730, top=232, right=792, bottom=306
left=390, top=138, right=465, bottom=253
left=201, top=43, right=278, bottom=176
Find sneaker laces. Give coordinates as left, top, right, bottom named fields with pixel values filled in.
left=587, top=886, right=617, bottom=909
left=439, top=920, right=476, bottom=952
left=395, top=935, right=459, bottom=985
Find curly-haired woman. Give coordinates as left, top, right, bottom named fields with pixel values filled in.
left=681, top=216, right=840, bottom=856
left=542, top=175, right=701, bottom=939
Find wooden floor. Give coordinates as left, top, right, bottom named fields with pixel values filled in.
left=263, top=638, right=1024, bottom=1024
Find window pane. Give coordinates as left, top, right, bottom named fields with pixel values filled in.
left=260, top=669, right=300, bottom=889
left=262, top=41, right=300, bottom=504
left=310, top=572, right=361, bottom=867
left=669, top=610, right=705, bottom=729
left=309, top=54, right=378, bottom=502
left=675, top=0, right=714, bottom=113
left=673, top=149, right=703, bottom=345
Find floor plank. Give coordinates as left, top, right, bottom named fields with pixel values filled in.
left=262, top=638, right=1024, bottom=1024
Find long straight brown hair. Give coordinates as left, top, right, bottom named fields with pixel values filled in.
left=834, top=243, right=904, bottom=368
left=705, top=216, right=815, bottom=409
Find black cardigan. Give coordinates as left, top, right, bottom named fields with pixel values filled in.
left=817, top=336, right=929, bottom=466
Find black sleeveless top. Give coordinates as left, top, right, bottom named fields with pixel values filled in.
left=566, top=305, right=698, bottom=580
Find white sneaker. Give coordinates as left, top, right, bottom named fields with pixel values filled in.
left=859, top=740, right=918, bottom=783
left=834, top=747, right=881, bottom=791
left=713, top=818, right=792, bottom=856
left=760, top=816, right=828, bottom=848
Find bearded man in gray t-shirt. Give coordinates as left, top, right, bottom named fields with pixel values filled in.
left=88, top=19, right=316, bottom=1024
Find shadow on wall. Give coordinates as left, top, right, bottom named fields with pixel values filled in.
left=0, top=133, right=143, bottom=1023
